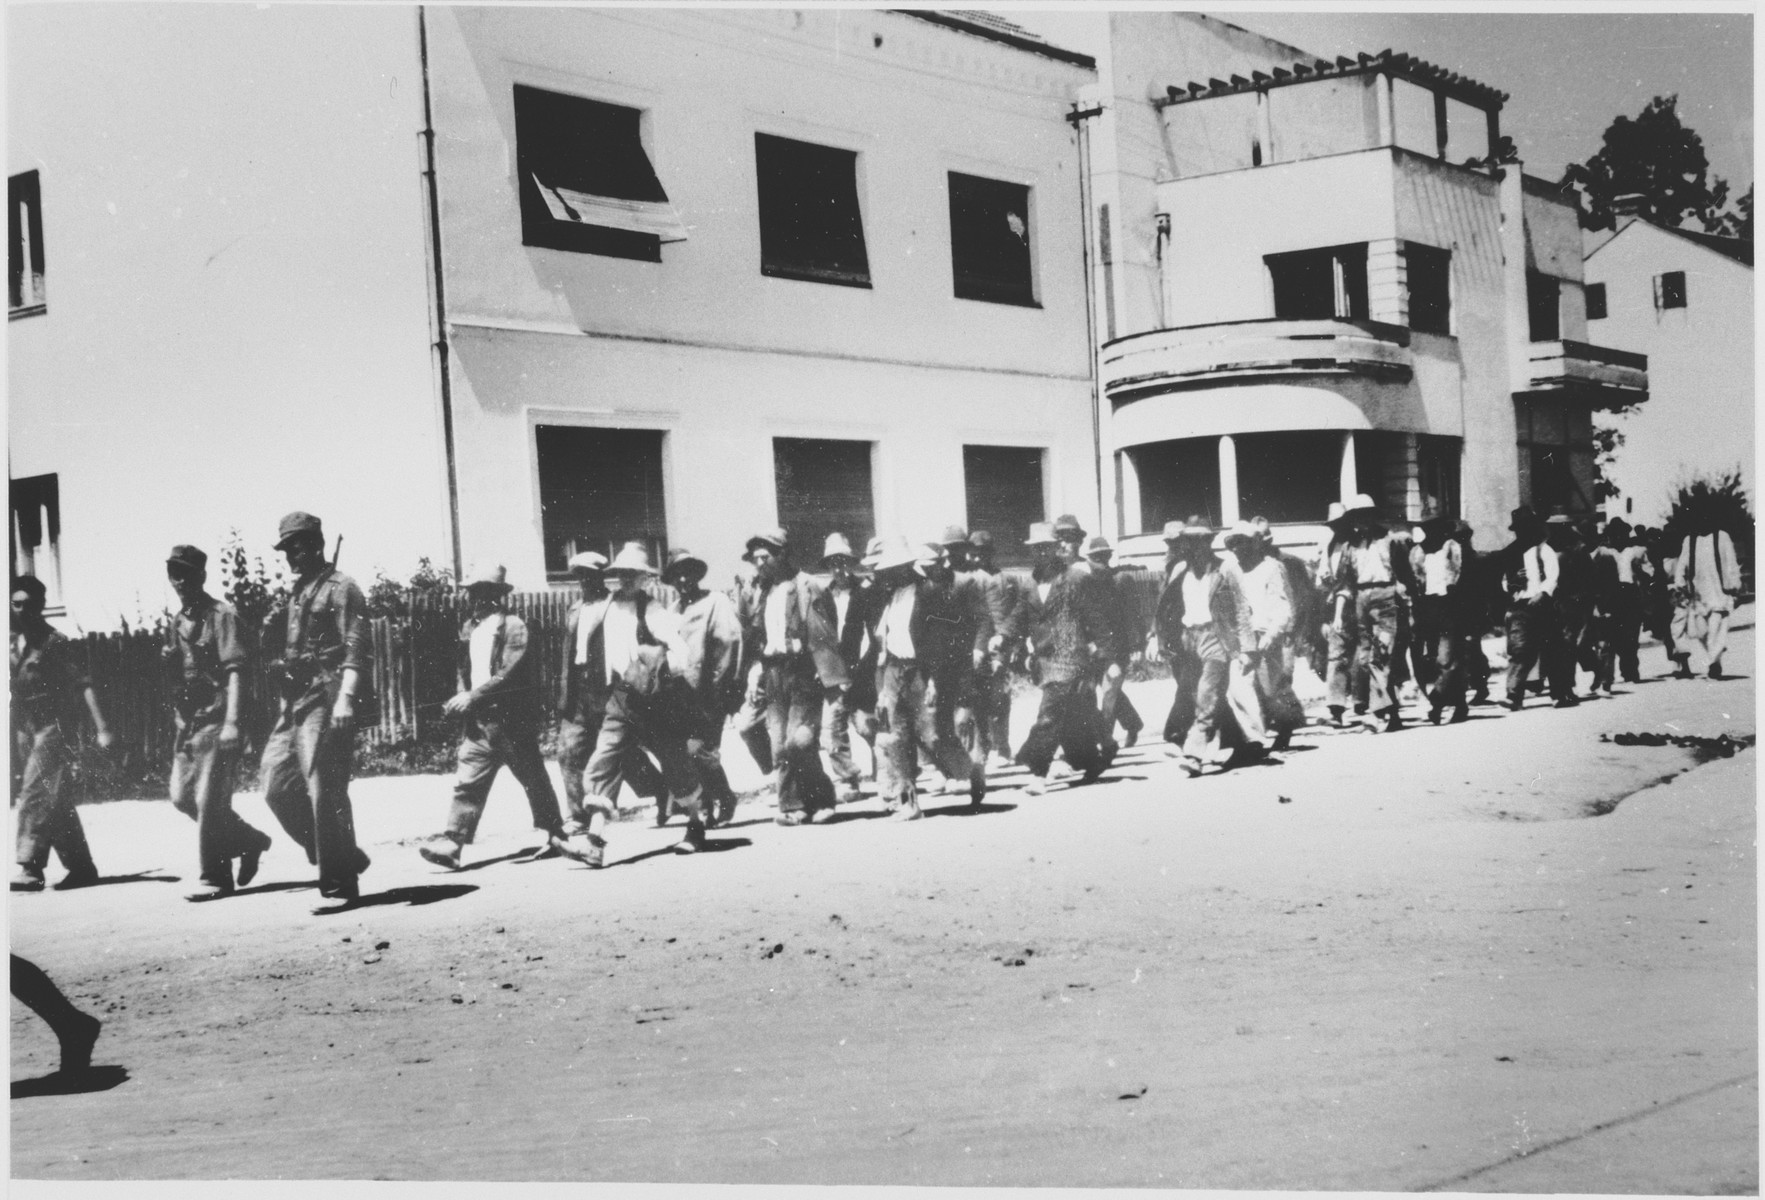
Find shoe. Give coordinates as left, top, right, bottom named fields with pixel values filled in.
left=418, top=835, right=462, bottom=871
left=52, top=866, right=100, bottom=890
left=317, top=876, right=359, bottom=902
left=58, top=1011, right=101, bottom=1074
left=581, top=835, right=606, bottom=869
left=1327, top=706, right=1346, bottom=728
left=1271, top=729, right=1293, bottom=752
left=524, top=833, right=570, bottom=861
left=1176, top=755, right=1204, bottom=778
left=1427, top=703, right=1444, bottom=726
left=1553, top=696, right=1579, bottom=709
left=675, top=820, right=708, bottom=854
left=1505, top=698, right=1524, bottom=712
left=11, top=867, right=45, bottom=893
left=1448, top=705, right=1470, bottom=724
left=892, top=800, right=924, bottom=821
left=805, top=806, right=833, bottom=825
left=775, top=811, right=809, bottom=827
left=236, top=841, right=267, bottom=888
left=1123, top=728, right=1139, bottom=749
left=1708, top=664, right=1723, bottom=680
left=354, top=848, right=372, bottom=876
left=654, top=796, right=672, bottom=827
left=1470, top=692, right=1491, bottom=706
left=834, top=784, right=864, bottom=804
left=1022, top=776, right=1052, bottom=797
left=717, top=797, right=738, bottom=827
left=184, top=882, right=233, bottom=903
left=1381, top=714, right=1403, bottom=734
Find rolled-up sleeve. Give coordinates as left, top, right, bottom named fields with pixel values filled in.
left=336, top=580, right=372, bottom=674
left=214, top=605, right=248, bottom=673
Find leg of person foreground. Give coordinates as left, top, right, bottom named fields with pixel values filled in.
left=10, top=619, right=1755, bottom=1189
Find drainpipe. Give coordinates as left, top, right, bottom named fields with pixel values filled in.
left=417, top=5, right=463, bottom=579
left=1498, top=159, right=1530, bottom=512
left=1066, top=101, right=1105, bottom=538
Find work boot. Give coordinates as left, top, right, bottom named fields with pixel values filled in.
left=1448, top=704, right=1470, bottom=724
left=184, top=882, right=233, bottom=903
left=53, top=865, right=100, bottom=890
left=675, top=819, right=708, bottom=854
left=11, top=866, right=45, bottom=893
left=1709, top=663, right=1723, bottom=680
left=417, top=834, right=463, bottom=871
left=58, top=1011, right=102, bottom=1074
left=236, top=837, right=269, bottom=888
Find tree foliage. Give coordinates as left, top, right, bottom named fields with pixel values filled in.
left=1563, top=95, right=1748, bottom=234
left=1663, top=469, right=1753, bottom=552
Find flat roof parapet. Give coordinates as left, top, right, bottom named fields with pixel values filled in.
left=1157, top=47, right=1506, bottom=112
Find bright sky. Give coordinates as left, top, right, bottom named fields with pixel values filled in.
left=1012, top=8, right=1753, bottom=194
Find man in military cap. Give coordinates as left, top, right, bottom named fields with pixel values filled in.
left=11, top=575, right=111, bottom=892
left=258, top=511, right=371, bottom=902
left=967, top=530, right=1022, bottom=767
left=742, top=528, right=848, bottom=825
left=417, top=566, right=575, bottom=871
left=662, top=549, right=744, bottom=828
left=163, top=544, right=274, bottom=901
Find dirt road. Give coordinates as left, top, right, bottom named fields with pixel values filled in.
left=11, top=626, right=1756, bottom=1189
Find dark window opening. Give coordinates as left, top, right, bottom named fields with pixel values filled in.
left=1416, top=434, right=1461, bottom=520
left=755, top=134, right=870, bottom=288
left=963, top=445, right=1045, bottom=568
left=1406, top=243, right=1452, bottom=334
left=1527, top=446, right=1591, bottom=515
left=9, top=472, right=61, bottom=609
left=1235, top=431, right=1344, bottom=525
left=514, top=84, right=675, bottom=262
left=774, top=438, right=875, bottom=559
left=1655, top=270, right=1687, bottom=310
left=1527, top=271, right=1560, bottom=341
left=1267, top=244, right=1368, bottom=321
left=1131, top=438, right=1221, bottom=533
left=1353, top=430, right=1407, bottom=514
left=949, top=172, right=1035, bottom=306
left=535, top=426, right=668, bottom=575
left=9, top=171, right=45, bottom=316
left=1585, top=281, right=1607, bottom=321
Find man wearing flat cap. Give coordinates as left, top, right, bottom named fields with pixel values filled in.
left=663, top=549, right=744, bottom=827
left=11, top=575, right=112, bottom=892
left=259, top=511, right=371, bottom=902
left=740, top=528, right=848, bottom=824
left=163, top=544, right=273, bottom=901
left=416, top=566, right=575, bottom=871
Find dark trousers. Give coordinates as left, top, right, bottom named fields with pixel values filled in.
left=682, top=693, right=737, bottom=808
left=936, top=663, right=988, bottom=772
left=1608, top=584, right=1643, bottom=683
left=1414, top=595, right=1467, bottom=712
left=582, top=685, right=701, bottom=820
left=1551, top=599, right=1593, bottom=699
left=445, top=714, right=563, bottom=843
left=735, top=687, right=775, bottom=776
left=170, top=723, right=270, bottom=888
left=13, top=722, right=95, bottom=876
left=1355, top=586, right=1402, bottom=715
left=875, top=658, right=973, bottom=803
left=762, top=658, right=834, bottom=815
left=977, top=661, right=1013, bottom=759
left=1505, top=599, right=1555, bottom=703
left=1324, top=598, right=1359, bottom=712
left=260, top=701, right=361, bottom=891
left=10, top=955, right=92, bottom=1047
left=1015, top=676, right=1104, bottom=779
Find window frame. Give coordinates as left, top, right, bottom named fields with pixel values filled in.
left=1266, top=243, right=1369, bottom=322
left=753, top=132, right=872, bottom=289
left=9, top=170, right=46, bottom=319
left=1654, top=270, right=1687, bottom=311
left=1526, top=270, right=1561, bottom=342
left=10, top=472, right=63, bottom=613
left=530, top=421, right=673, bottom=581
left=947, top=171, right=1040, bottom=308
left=1585, top=281, right=1608, bottom=321
left=1404, top=242, right=1453, bottom=335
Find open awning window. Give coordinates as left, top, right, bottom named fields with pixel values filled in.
left=514, top=84, right=687, bottom=259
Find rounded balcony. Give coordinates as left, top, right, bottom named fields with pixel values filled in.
left=1100, top=317, right=1414, bottom=406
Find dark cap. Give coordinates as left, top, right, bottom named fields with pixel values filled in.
left=663, top=549, right=708, bottom=583
left=1051, top=514, right=1086, bottom=542
left=1508, top=506, right=1541, bottom=533
left=743, top=528, right=789, bottom=560
left=166, top=545, right=208, bottom=573
left=274, top=511, right=323, bottom=550
left=10, top=575, right=46, bottom=604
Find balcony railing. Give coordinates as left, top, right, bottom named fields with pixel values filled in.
left=1526, top=339, right=1648, bottom=402
left=1101, top=318, right=1413, bottom=404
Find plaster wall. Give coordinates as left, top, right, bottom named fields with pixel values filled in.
left=1586, top=224, right=1755, bottom=524
left=7, top=5, right=443, bottom=628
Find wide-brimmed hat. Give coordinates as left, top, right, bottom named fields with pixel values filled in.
left=1325, top=502, right=1351, bottom=526
left=1051, top=514, right=1086, bottom=542
left=1083, top=535, right=1113, bottom=557
left=1346, top=493, right=1378, bottom=513
left=860, top=536, right=886, bottom=568
left=1604, top=517, right=1633, bottom=539
left=1163, top=516, right=1212, bottom=541
left=460, top=563, right=513, bottom=594
left=743, top=528, right=789, bottom=560
left=1209, top=531, right=1232, bottom=552
left=273, top=511, right=323, bottom=550
left=1024, top=521, right=1059, bottom=547
left=662, top=549, right=708, bottom=583
left=606, top=544, right=659, bottom=575
left=968, top=530, right=994, bottom=549
left=820, top=532, right=858, bottom=566
left=872, top=537, right=922, bottom=573
left=567, top=550, right=609, bottom=576
left=1222, top=520, right=1260, bottom=548
left=165, top=545, right=208, bottom=574
left=938, top=525, right=969, bottom=547
left=1508, top=505, right=1542, bottom=532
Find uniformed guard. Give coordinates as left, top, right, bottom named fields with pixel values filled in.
left=163, top=545, right=273, bottom=902
left=258, top=512, right=371, bottom=902
left=11, top=575, right=111, bottom=892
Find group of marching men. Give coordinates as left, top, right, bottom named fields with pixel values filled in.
left=9, top=496, right=1744, bottom=901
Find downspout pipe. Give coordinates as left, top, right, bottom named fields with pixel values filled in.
left=418, top=5, right=463, bottom=579
left=1066, top=102, right=1105, bottom=533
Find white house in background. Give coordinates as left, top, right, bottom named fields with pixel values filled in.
left=426, top=8, right=1098, bottom=583
left=1583, top=218, right=1754, bottom=525
left=1082, top=13, right=1646, bottom=557
left=9, top=7, right=1097, bottom=626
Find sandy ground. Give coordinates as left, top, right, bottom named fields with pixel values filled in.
left=10, top=617, right=1757, bottom=1190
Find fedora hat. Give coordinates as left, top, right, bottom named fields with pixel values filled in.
left=1508, top=505, right=1542, bottom=532
left=1209, top=530, right=1232, bottom=552
left=820, top=532, right=858, bottom=566
left=460, top=563, right=513, bottom=594
left=1163, top=515, right=1212, bottom=541
left=1024, top=521, right=1059, bottom=547
left=1325, top=502, right=1350, bottom=525
left=938, top=525, right=969, bottom=547
left=873, top=536, right=922, bottom=573
left=662, top=549, right=707, bottom=583
left=1083, top=535, right=1113, bottom=557
left=1347, top=493, right=1378, bottom=513
left=1051, top=514, right=1086, bottom=542
left=1222, top=520, right=1260, bottom=548
left=606, top=543, right=658, bottom=575
left=567, top=550, right=609, bottom=576
left=967, top=530, right=994, bottom=549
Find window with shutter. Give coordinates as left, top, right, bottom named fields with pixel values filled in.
left=535, top=426, right=668, bottom=576
left=755, top=134, right=871, bottom=288
left=774, top=438, right=875, bottom=558
left=949, top=173, right=1036, bottom=306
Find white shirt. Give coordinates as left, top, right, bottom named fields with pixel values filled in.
left=1239, top=558, right=1292, bottom=636
left=763, top=584, right=792, bottom=656
left=1180, top=569, right=1213, bottom=628
left=603, top=598, right=640, bottom=684
left=574, top=599, right=603, bottom=666
left=833, top=587, right=851, bottom=634
left=1517, top=542, right=1559, bottom=601
left=1421, top=541, right=1462, bottom=597
left=879, top=582, right=918, bottom=660
left=469, top=614, right=502, bottom=689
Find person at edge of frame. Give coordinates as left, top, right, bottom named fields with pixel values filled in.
left=11, top=574, right=111, bottom=893
left=257, top=511, right=371, bottom=903
left=162, top=543, right=274, bottom=902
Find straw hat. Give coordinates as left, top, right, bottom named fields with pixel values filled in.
left=567, top=550, right=609, bottom=576
left=606, top=544, right=658, bottom=575
left=460, top=564, right=512, bottom=594
left=1024, top=521, right=1059, bottom=547
left=820, top=532, right=858, bottom=566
